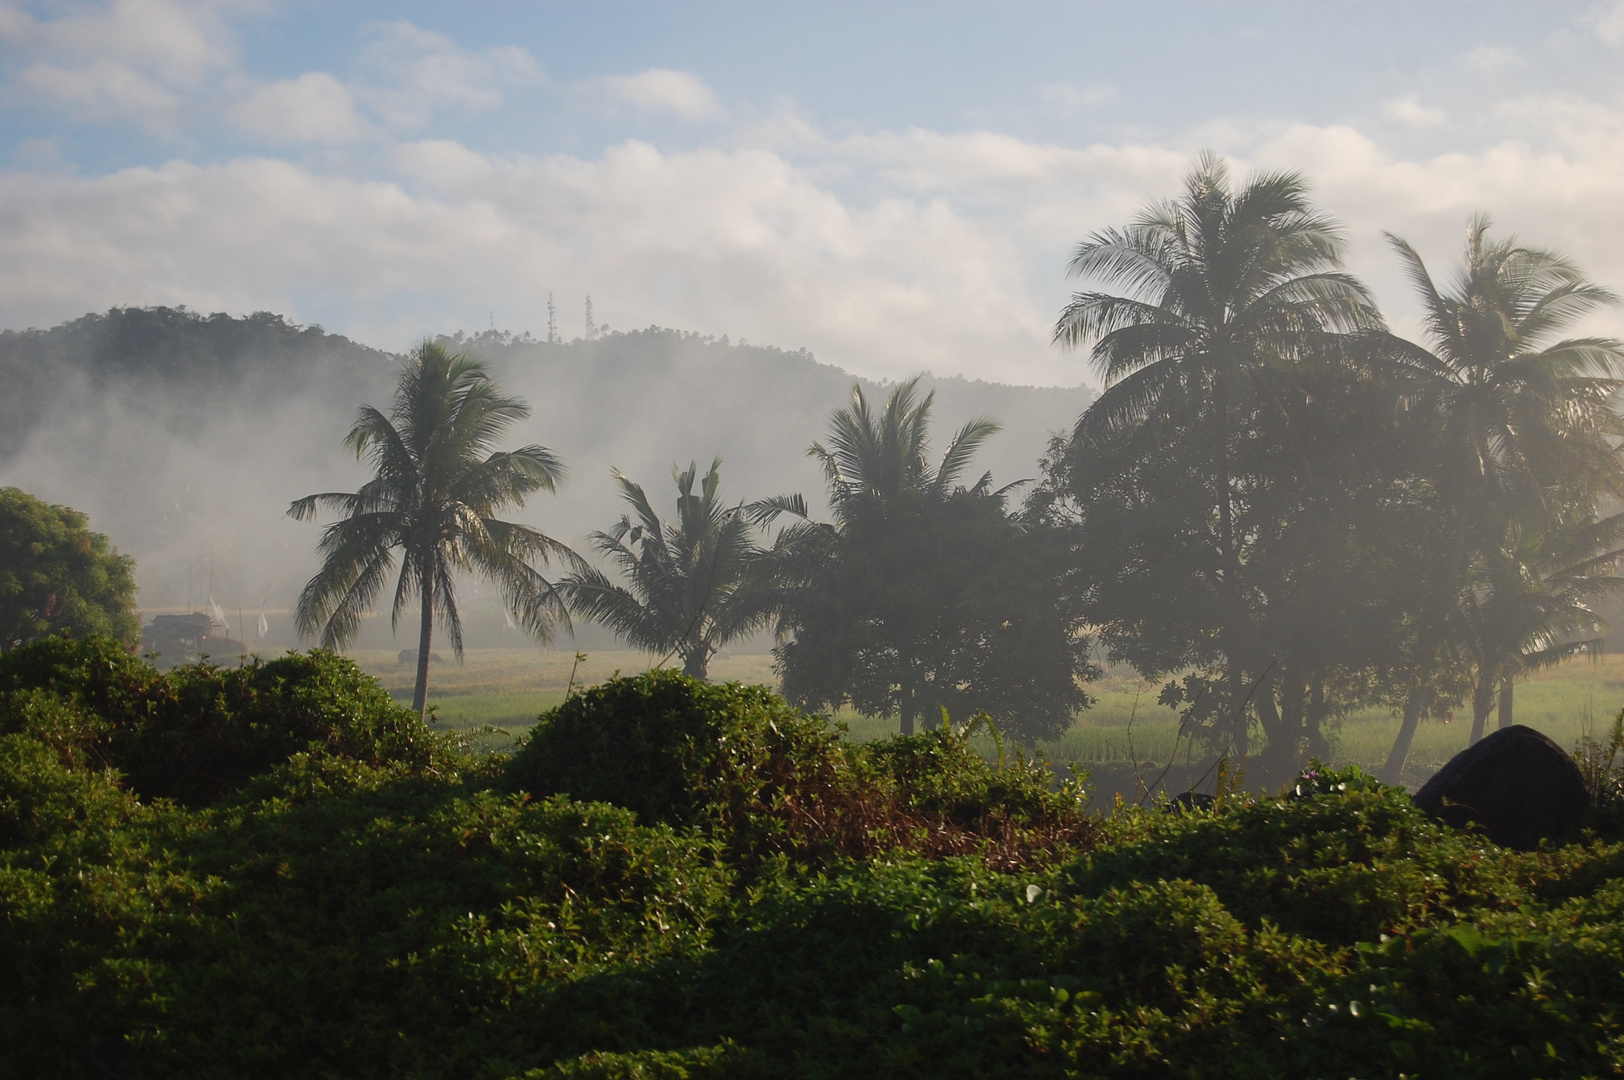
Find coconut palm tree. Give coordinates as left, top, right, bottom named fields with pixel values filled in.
left=1460, top=509, right=1624, bottom=744
left=811, top=377, right=1000, bottom=526
left=1053, top=153, right=1381, bottom=763
left=1383, top=216, right=1624, bottom=587
left=289, top=342, right=574, bottom=718
left=561, top=458, right=773, bottom=680
left=758, top=378, right=1077, bottom=737
left=1055, top=152, right=1381, bottom=575
left=1371, top=218, right=1624, bottom=764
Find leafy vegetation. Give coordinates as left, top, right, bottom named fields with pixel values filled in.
left=5, top=640, right=1624, bottom=1077
left=766, top=379, right=1095, bottom=742
left=0, top=487, right=139, bottom=650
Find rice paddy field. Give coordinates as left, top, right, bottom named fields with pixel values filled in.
left=347, top=647, right=1624, bottom=798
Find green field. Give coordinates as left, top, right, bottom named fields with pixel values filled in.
left=350, top=647, right=1624, bottom=794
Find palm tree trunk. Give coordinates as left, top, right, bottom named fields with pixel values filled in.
left=1468, top=668, right=1494, bottom=745
left=412, top=580, right=434, bottom=720
left=682, top=645, right=708, bottom=681
left=1381, top=689, right=1423, bottom=784
left=899, top=684, right=915, bottom=737
left=1498, top=676, right=1513, bottom=730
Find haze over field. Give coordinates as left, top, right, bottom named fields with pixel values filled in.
left=0, top=310, right=1091, bottom=645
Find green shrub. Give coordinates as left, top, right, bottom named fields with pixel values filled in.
left=509, top=672, right=1095, bottom=872
left=0, top=636, right=461, bottom=804
left=6, top=659, right=1624, bottom=1077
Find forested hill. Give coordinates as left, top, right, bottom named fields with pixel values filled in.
left=0, top=308, right=1093, bottom=629
left=0, top=307, right=388, bottom=461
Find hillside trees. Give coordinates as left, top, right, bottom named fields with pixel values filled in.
left=768, top=380, right=1095, bottom=742
left=289, top=342, right=576, bottom=717
left=561, top=458, right=776, bottom=680
left=0, top=487, right=139, bottom=649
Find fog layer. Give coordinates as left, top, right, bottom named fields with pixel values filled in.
left=0, top=309, right=1093, bottom=653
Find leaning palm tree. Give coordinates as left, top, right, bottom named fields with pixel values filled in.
left=1460, top=509, right=1624, bottom=744
left=561, top=458, right=771, bottom=680
left=289, top=342, right=575, bottom=718
left=1383, top=216, right=1624, bottom=586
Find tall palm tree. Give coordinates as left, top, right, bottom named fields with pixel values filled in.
left=1373, top=218, right=1624, bottom=762
left=1055, top=152, right=1380, bottom=577
left=289, top=342, right=574, bottom=718
left=1383, top=216, right=1624, bottom=587
left=561, top=458, right=772, bottom=680
left=1054, top=153, right=1380, bottom=761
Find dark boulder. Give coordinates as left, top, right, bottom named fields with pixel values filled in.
left=1413, top=724, right=1588, bottom=848
left=1167, top=791, right=1215, bottom=813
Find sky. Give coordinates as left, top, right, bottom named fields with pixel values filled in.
left=3, top=0, right=1624, bottom=387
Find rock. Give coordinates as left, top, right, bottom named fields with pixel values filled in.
left=1412, top=724, right=1588, bottom=848
left=1167, top=791, right=1215, bottom=813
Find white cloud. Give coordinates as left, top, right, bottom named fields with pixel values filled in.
left=354, top=21, right=544, bottom=129
left=231, top=73, right=367, bottom=144
left=1462, top=45, right=1523, bottom=71
left=595, top=69, right=721, bottom=121
left=2, top=91, right=1624, bottom=387
left=0, top=0, right=237, bottom=128
left=1588, top=0, right=1624, bottom=44
left=1382, top=95, right=1448, bottom=126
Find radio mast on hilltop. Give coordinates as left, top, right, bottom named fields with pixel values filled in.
left=584, top=295, right=595, bottom=341
left=546, top=293, right=557, bottom=344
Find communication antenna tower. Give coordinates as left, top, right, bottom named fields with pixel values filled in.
left=585, top=295, right=595, bottom=341
left=546, top=293, right=557, bottom=344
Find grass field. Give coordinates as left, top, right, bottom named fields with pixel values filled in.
left=348, top=647, right=1624, bottom=795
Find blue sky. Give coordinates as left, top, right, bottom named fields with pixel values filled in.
left=2, top=0, right=1622, bottom=384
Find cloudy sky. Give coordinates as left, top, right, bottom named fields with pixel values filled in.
left=2, top=0, right=1623, bottom=386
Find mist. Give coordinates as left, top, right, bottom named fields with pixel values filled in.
left=0, top=310, right=1092, bottom=655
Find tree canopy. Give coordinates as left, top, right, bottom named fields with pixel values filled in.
left=770, top=379, right=1095, bottom=742
left=0, top=487, right=138, bottom=650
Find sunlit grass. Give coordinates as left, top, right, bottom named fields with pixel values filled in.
left=343, top=646, right=1624, bottom=792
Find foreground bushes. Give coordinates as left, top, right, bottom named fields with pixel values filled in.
left=509, top=671, right=1096, bottom=872
left=2, top=643, right=1624, bottom=1077
left=0, top=635, right=461, bottom=803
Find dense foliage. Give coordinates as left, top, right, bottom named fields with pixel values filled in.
left=4, top=641, right=1624, bottom=1078
left=767, top=379, right=1095, bottom=743
left=1038, top=158, right=1624, bottom=784
left=0, top=487, right=139, bottom=649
